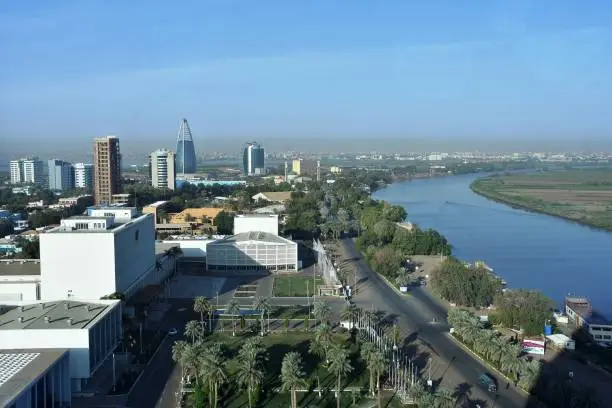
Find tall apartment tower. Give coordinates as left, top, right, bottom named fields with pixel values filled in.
left=176, top=118, right=197, bottom=175
left=149, top=149, right=176, bottom=190
left=10, top=157, right=44, bottom=185
left=48, top=159, right=74, bottom=191
left=73, top=163, right=94, bottom=190
left=242, top=142, right=265, bottom=176
left=93, top=136, right=122, bottom=205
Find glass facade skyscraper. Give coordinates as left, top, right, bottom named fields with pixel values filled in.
left=176, top=118, right=197, bottom=175
left=242, top=142, right=265, bottom=176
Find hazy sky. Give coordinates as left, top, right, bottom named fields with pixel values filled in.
left=1, top=0, right=612, bottom=156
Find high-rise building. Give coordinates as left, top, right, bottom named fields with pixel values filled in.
left=291, top=158, right=319, bottom=177
left=176, top=118, right=197, bottom=175
left=9, top=157, right=44, bottom=185
left=73, top=163, right=94, bottom=190
left=93, top=136, right=122, bottom=205
left=48, top=159, right=74, bottom=191
left=149, top=149, right=176, bottom=190
left=242, top=142, right=265, bottom=176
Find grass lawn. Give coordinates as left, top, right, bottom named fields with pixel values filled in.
left=186, top=332, right=374, bottom=408
left=273, top=275, right=324, bottom=297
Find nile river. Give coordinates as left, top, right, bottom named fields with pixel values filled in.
left=374, top=174, right=612, bottom=316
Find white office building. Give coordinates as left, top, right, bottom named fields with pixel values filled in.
left=149, top=149, right=176, bottom=190
left=234, top=214, right=279, bottom=236
left=73, top=163, right=94, bottom=190
left=48, top=159, right=74, bottom=192
left=0, top=299, right=122, bottom=392
left=39, top=208, right=156, bottom=300
left=10, top=157, right=44, bottom=185
left=206, top=231, right=298, bottom=272
left=0, top=260, right=41, bottom=302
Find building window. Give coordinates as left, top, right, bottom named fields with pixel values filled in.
left=591, top=327, right=602, bottom=331
left=594, top=335, right=602, bottom=339
left=135, top=230, right=139, bottom=241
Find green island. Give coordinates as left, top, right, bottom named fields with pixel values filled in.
left=471, top=169, right=612, bottom=231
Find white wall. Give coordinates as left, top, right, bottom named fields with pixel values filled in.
left=162, top=240, right=215, bottom=257
left=234, top=215, right=279, bottom=235
left=0, top=281, right=38, bottom=301
left=113, top=216, right=156, bottom=293
left=40, top=232, right=116, bottom=300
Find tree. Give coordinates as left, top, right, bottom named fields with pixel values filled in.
left=236, top=338, right=268, bottom=408
left=253, top=296, right=270, bottom=336
left=214, top=211, right=234, bottom=235
left=328, top=344, right=353, bottom=408
left=313, top=300, right=331, bottom=325
left=185, top=320, right=202, bottom=343
left=281, top=352, right=307, bottom=408
left=310, top=323, right=333, bottom=362
left=226, top=299, right=241, bottom=336
left=194, top=296, right=211, bottom=332
left=495, top=289, right=554, bottom=336
left=360, top=342, right=377, bottom=396
left=171, top=340, right=188, bottom=384
left=200, top=343, right=226, bottom=408
left=433, top=388, right=454, bottom=408
left=340, top=304, right=359, bottom=330
left=0, top=219, right=14, bottom=237
left=370, top=350, right=388, bottom=408
left=373, top=219, right=396, bottom=244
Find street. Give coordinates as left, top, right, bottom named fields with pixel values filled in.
left=340, top=238, right=530, bottom=408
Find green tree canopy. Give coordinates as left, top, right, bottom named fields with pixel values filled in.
left=214, top=211, right=234, bottom=235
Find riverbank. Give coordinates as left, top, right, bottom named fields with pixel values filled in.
left=470, top=171, right=612, bottom=232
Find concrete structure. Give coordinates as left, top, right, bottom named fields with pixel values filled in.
left=242, top=142, right=265, bottom=176
left=234, top=214, right=279, bottom=236
left=252, top=204, right=286, bottom=214
left=0, top=348, right=71, bottom=408
left=0, top=299, right=121, bottom=392
left=10, top=157, right=44, bottom=185
left=291, top=159, right=319, bottom=176
left=169, top=208, right=224, bottom=224
left=73, top=163, right=94, bottom=190
left=56, top=195, right=93, bottom=209
left=48, top=159, right=74, bottom=192
left=565, top=297, right=612, bottom=345
left=39, top=210, right=155, bottom=300
left=251, top=191, right=292, bottom=204
left=206, top=231, right=298, bottom=272
left=330, top=166, right=343, bottom=174
left=111, top=193, right=131, bottom=206
left=143, top=200, right=171, bottom=224
left=93, top=136, right=122, bottom=205
left=149, top=149, right=176, bottom=190
left=176, top=179, right=246, bottom=188
left=0, top=260, right=41, bottom=301
left=546, top=334, right=576, bottom=350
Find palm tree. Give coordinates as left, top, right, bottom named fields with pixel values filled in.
left=172, top=340, right=188, bottom=385
left=340, top=303, right=359, bottom=330
left=313, top=300, right=331, bottom=325
left=253, top=296, right=270, bottom=336
left=182, top=342, right=204, bottom=388
left=518, top=359, right=542, bottom=391
left=328, top=344, right=353, bottom=408
left=200, top=343, right=227, bottom=408
left=433, top=388, right=455, bottom=408
left=360, top=342, right=376, bottom=396
left=226, top=299, right=241, bottom=336
left=370, top=350, right=388, bottom=408
left=194, top=296, right=210, bottom=331
left=281, top=352, right=307, bottom=408
left=310, top=323, right=333, bottom=363
left=184, top=320, right=202, bottom=343
left=451, top=383, right=472, bottom=407
left=236, top=338, right=268, bottom=408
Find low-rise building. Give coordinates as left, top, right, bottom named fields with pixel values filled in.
left=169, top=208, right=224, bottom=225
left=251, top=191, right=292, bottom=204
left=0, top=239, right=22, bottom=256
left=565, top=297, right=612, bottom=345
left=142, top=200, right=171, bottom=225
left=0, top=260, right=41, bottom=301
left=0, top=299, right=121, bottom=392
left=234, top=214, right=279, bottom=236
left=206, top=231, right=298, bottom=272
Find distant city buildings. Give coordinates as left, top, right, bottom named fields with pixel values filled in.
left=48, top=159, right=74, bottom=191
left=93, top=136, right=122, bottom=205
left=149, top=149, right=176, bottom=190
left=291, top=158, right=319, bottom=178
left=176, top=118, right=197, bottom=175
left=73, top=162, right=94, bottom=190
left=9, top=157, right=44, bottom=185
left=242, top=142, right=265, bottom=176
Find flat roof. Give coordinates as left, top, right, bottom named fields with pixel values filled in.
left=235, top=214, right=278, bottom=218
left=0, top=261, right=41, bottom=276
left=145, top=201, right=168, bottom=208
left=209, top=231, right=294, bottom=246
left=47, top=213, right=151, bottom=234
left=0, top=300, right=110, bottom=330
left=0, top=349, right=69, bottom=407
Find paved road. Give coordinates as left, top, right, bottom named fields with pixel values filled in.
left=341, top=238, right=530, bottom=408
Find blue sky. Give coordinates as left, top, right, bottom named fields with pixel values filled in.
left=1, top=0, right=612, bottom=146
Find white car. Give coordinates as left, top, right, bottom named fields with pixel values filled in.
left=168, top=328, right=178, bottom=336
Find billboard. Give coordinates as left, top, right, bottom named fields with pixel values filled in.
left=522, top=339, right=545, bottom=355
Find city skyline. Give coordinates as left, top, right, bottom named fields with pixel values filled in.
left=1, top=1, right=612, bottom=148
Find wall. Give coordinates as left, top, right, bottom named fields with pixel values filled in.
left=40, top=233, right=116, bottom=300
left=162, top=239, right=215, bottom=257
left=0, top=280, right=39, bottom=301
left=113, top=216, right=156, bottom=294
left=234, top=216, right=279, bottom=236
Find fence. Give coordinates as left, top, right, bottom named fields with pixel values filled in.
left=313, top=239, right=339, bottom=285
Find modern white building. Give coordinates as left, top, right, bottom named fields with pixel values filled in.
left=39, top=208, right=156, bottom=300
left=234, top=214, right=279, bottom=236
left=0, top=299, right=122, bottom=392
left=0, top=260, right=41, bottom=302
left=48, top=159, right=74, bottom=192
left=565, top=297, right=612, bottom=346
left=206, top=231, right=298, bottom=272
left=10, top=157, right=44, bottom=185
left=149, top=149, right=176, bottom=190
left=73, top=163, right=94, bottom=190
left=0, top=348, right=71, bottom=408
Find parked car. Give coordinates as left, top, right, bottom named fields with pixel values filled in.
left=168, top=328, right=178, bottom=336
left=479, top=373, right=497, bottom=393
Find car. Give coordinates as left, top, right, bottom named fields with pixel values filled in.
left=479, top=373, right=497, bottom=393
left=168, top=328, right=178, bottom=336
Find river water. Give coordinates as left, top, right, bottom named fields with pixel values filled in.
left=374, top=174, right=612, bottom=316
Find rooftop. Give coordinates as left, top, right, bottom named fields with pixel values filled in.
left=0, top=349, right=69, bottom=407
left=235, top=214, right=278, bottom=218
left=0, top=300, right=111, bottom=330
left=209, top=231, right=294, bottom=246
left=0, top=260, right=40, bottom=276
left=145, top=200, right=169, bottom=208
left=252, top=191, right=293, bottom=202
left=566, top=297, right=611, bottom=325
